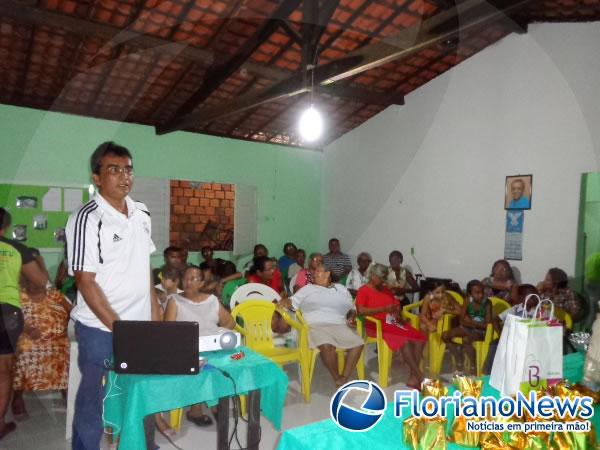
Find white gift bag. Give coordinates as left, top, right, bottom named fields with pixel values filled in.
left=490, top=295, right=563, bottom=396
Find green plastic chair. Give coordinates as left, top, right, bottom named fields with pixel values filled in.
left=221, top=278, right=247, bottom=309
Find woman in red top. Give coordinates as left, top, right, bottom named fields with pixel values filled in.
left=246, top=256, right=284, bottom=294
left=246, top=256, right=289, bottom=333
left=356, top=263, right=426, bottom=389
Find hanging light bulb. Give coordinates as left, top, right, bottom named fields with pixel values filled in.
left=298, top=105, right=323, bottom=142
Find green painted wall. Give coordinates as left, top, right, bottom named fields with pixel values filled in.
left=575, top=173, right=600, bottom=292
left=0, top=104, right=323, bottom=276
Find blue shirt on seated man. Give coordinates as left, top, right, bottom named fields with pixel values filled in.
left=507, top=179, right=530, bottom=209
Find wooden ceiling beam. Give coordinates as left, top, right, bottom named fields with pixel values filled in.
left=319, top=0, right=532, bottom=83
left=0, top=0, right=382, bottom=114
left=88, top=0, right=147, bottom=115
left=233, top=101, right=289, bottom=139
left=156, top=55, right=361, bottom=134
left=166, top=0, right=340, bottom=135
left=143, top=62, right=195, bottom=122
left=234, top=77, right=399, bottom=145
left=157, top=0, right=533, bottom=134
left=319, top=84, right=404, bottom=105
left=164, top=0, right=197, bottom=41
left=318, top=1, right=372, bottom=55
left=358, top=1, right=420, bottom=49
left=0, top=0, right=288, bottom=82
left=301, top=0, right=319, bottom=81
left=14, top=26, right=35, bottom=103
left=277, top=20, right=303, bottom=46
left=320, top=102, right=366, bottom=145
left=507, top=15, right=529, bottom=33
left=308, top=0, right=341, bottom=62
left=174, top=0, right=339, bottom=134
left=145, top=0, right=250, bottom=122
left=160, top=0, right=302, bottom=128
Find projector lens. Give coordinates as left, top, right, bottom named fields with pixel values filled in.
left=220, top=332, right=237, bottom=350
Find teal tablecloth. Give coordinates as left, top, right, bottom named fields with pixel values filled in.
left=104, top=347, right=288, bottom=449
left=278, top=353, right=595, bottom=450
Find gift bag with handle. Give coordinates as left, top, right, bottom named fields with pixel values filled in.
left=490, top=295, right=563, bottom=396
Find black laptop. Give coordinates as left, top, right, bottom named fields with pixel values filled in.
left=113, top=321, right=199, bottom=375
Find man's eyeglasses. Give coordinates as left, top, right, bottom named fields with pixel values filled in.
left=105, top=165, right=134, bottom=176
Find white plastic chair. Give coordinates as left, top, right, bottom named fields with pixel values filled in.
left=229, top=283, right=290, bottom=346
left=229, top=283, right=281, bottom=309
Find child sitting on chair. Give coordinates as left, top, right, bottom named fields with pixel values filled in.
left=482, top=284, right=546, bottom=375
left=155, top=266, right=181, bottom=315
left=497, top=284, right=549, bottom=322
left=442, top=280, right=492, bottom=374
left=153, top=266, right=182, bottom=437
left=419, top=282, right=462, bottom=334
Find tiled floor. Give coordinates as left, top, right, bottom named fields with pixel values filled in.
left=0, top=391, right=69, bottom=450
left=3, top=349, right=423, bottom=450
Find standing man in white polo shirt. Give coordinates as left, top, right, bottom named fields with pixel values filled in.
left=66, top=142, right=160, bottom=450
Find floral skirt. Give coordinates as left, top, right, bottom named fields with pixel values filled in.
left=13, top=338, right=69, bottom=391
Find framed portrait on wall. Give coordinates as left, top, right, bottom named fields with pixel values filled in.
left=505, top=174, right=532, bottom=210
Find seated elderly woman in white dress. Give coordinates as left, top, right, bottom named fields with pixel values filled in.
left=279, top=265, right=363, bottom=387
left=164, top=265, right=235, bottom=427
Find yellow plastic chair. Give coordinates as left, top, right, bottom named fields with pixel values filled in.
left=554, top=307, right=573, bottom=331
left=404, top=291, right=464, bottom=376
left=355, top=315, right=393, bottom=387
left=355, top=290, right=466, bottom=384
left=293, top=310, right=363, bottom=386
left=231, top=300, right=312, bottom=402
left=429, top=290, right=464, bottom=375
left=403, top=300, right=438, bottom=373
left=169, top=408, right=184, bottom=431
left=402, top=300, right=422, bottom=330
left=401, top=300, right=428, bottom=371
left=468, top=297, right=511, bottom=376
left=447, top=290, right=465, bottom=306
left=444, top=296, right=510, bottom=376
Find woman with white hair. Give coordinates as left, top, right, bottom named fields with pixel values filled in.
left=356, top=263, right=426, bottom=390
left=280, top=265, right=363, bottom=387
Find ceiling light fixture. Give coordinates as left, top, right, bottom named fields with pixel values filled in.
left=298, top=63, right=323, bottom=142
left=299, top=105, right=323, bottom=142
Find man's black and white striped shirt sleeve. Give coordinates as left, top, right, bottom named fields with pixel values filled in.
left=66, top=200, right=100, bottom=275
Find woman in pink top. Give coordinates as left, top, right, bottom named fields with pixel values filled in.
left=293, top=252, right=323, bottom=293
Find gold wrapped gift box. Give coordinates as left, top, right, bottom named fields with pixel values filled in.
left=403, top=380, right=449, bottom=450
left=403, top=378, right=599, bottom=450
left=450, top=376, right=484, bottom=448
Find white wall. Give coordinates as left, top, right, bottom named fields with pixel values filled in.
left=322, top=23, right=600, bottom=287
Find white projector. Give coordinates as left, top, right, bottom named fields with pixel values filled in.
left=199, top=329, right=241, bottom=352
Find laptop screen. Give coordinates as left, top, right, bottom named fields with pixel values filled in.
left=113, top=321, right=200, bottom=375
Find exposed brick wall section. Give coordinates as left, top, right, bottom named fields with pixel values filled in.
left=170, top=180, right=234, bottom=251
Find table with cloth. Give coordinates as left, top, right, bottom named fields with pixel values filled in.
left=278, top=353, right=598, bottom=450
left=103, top=347, right=288, bottom=449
